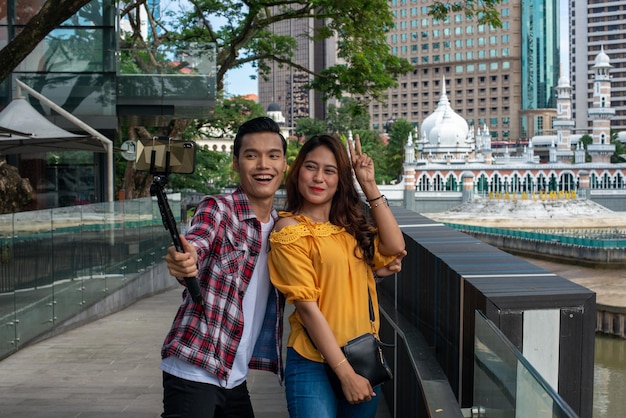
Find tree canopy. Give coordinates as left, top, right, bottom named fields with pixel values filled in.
left=120, top=0, right=413, bottom=102
left=0, top=0, right=505, bottom=94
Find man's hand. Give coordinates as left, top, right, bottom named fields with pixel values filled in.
left=164, top=235, right=198, bottom=283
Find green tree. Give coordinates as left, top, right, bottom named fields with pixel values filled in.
left=326, top=98, right=371, bottom=135
left=0, top=1, right=505, bottom=86
left=167, top=146, right=235, bottom=195
left=386, top=119, right=413, bottom=180
left=294, top=118, right=329, bottom=140
left=188, top=95, right=267, bottom=141
left=429, top=0, right=504, bottom=28
left=286, top=138, right=304, bottom=168
left=352, top=129, right=392, bottom=185
left=611, top=130, right=626, bottom=163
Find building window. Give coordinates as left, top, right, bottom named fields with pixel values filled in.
left=536, top=116, right=544, bottom=135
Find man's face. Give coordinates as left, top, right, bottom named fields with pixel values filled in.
left=233, top=132, right=286, bottom=201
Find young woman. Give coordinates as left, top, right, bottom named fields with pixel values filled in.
left=268, top=134, right=406, bottom=418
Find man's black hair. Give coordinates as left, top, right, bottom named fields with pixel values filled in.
left=233, top=116, right=287, bottom=158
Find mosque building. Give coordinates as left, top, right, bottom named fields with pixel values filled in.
left=399, top=48, right=626, bottom=208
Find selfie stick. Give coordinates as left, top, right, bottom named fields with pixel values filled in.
left=149, top=150, right=203, bottom=304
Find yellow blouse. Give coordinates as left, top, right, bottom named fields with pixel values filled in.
left=268, top=212, right=395, bottom=362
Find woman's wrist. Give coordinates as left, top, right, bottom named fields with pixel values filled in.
left=366, top=194, right=384, bottom=203
left=369, top=195, right=389, bottom=208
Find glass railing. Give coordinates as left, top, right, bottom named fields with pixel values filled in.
left=444, top=223, right=626, bottom=249
left=473, top=310, right=578, bottom=417
left=0, top=195, right=181, bottom=359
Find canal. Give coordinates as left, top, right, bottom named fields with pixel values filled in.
left=594, top=334, right=626, bottom=417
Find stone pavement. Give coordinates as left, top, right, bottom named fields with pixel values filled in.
left=0, top=288, right=192, bottom=418
left=0, top=287, right=391, bottom=418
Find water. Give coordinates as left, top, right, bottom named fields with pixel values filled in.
left=594, top=334, right=626, bottom=417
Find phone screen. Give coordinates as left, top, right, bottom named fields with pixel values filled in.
left=135, top=137, right=196, bottom=174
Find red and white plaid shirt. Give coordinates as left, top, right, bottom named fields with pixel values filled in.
left=161, top=187, right=284, bottom=383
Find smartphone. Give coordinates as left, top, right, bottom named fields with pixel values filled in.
left=135, top=137, right=196, bottom=174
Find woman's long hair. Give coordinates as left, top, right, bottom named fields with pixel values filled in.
left=284, top=135, right=377, bottom=265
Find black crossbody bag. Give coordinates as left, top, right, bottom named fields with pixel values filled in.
left=306, top=288, right=393, bottom=400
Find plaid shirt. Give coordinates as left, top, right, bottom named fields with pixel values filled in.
left=161, top=187, right=284, bottom=383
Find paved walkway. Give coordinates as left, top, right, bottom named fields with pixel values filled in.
left=0, top=287, right=391, bottom=418
left=0, top=288, right=287, bottom=417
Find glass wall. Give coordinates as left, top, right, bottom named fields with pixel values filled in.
left=474, top=310, right=578, bottom=417
left=1, top=0, right=116, bottom=112
left=0, top=194, right=180, bottom=360
left=0, top=0, right=116, bottom=209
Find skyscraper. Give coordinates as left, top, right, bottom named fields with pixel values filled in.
left=258, top=16, right=337, bottom=132
left=570, top=0, right=626, bottom=131
left=372, top=0, right=560, bottom=142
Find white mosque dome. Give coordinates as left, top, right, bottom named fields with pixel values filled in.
left=267, top=102, right=285, bottom=124
left=428, top=109, right=469, bottom=146
left=557, top=74, right=570, bottom=88
left=421, top=80, right=448, bottom=136
left=422, top=77, right=469, bottom=147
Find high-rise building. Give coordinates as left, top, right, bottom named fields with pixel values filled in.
left=371, top=0, right=560, bottom=142
left=570, top=0, right=626, bottom=131
left=258, top=16, right=337, bottom=132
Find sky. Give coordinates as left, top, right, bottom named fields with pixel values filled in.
left=157, top=1, right=259, bottom=97
left=224, top=63, right=258, bottom=97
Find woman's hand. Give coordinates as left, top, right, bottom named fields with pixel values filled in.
left=348, top=134, right=375, bottom=186
left=334, top=363, right=376, bottom=404
left=375, top=250, right=407, bottom=279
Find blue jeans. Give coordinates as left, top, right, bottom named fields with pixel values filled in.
left=285, top=347, right=380, bottom=418
left=161, top=372, right=254, bottom=418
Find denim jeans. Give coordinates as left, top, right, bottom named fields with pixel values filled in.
left=285, top=347, right=380, bottom=418
left=162, top=372, right=254, bottom=418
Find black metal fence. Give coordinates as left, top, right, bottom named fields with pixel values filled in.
left=377, top=207, right=593, bottom=417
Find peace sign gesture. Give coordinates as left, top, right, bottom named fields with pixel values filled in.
left=348, top=134, right=375, bottom=186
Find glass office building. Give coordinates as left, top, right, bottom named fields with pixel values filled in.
left=520, top=0, right=560, bottom=110
left=0, top=1, right=215, bottom=210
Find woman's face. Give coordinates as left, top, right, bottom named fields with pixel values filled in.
left=297, top=145, right=339, bottom=206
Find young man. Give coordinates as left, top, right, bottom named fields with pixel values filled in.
left=160, top=116, right=287, bottom=418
